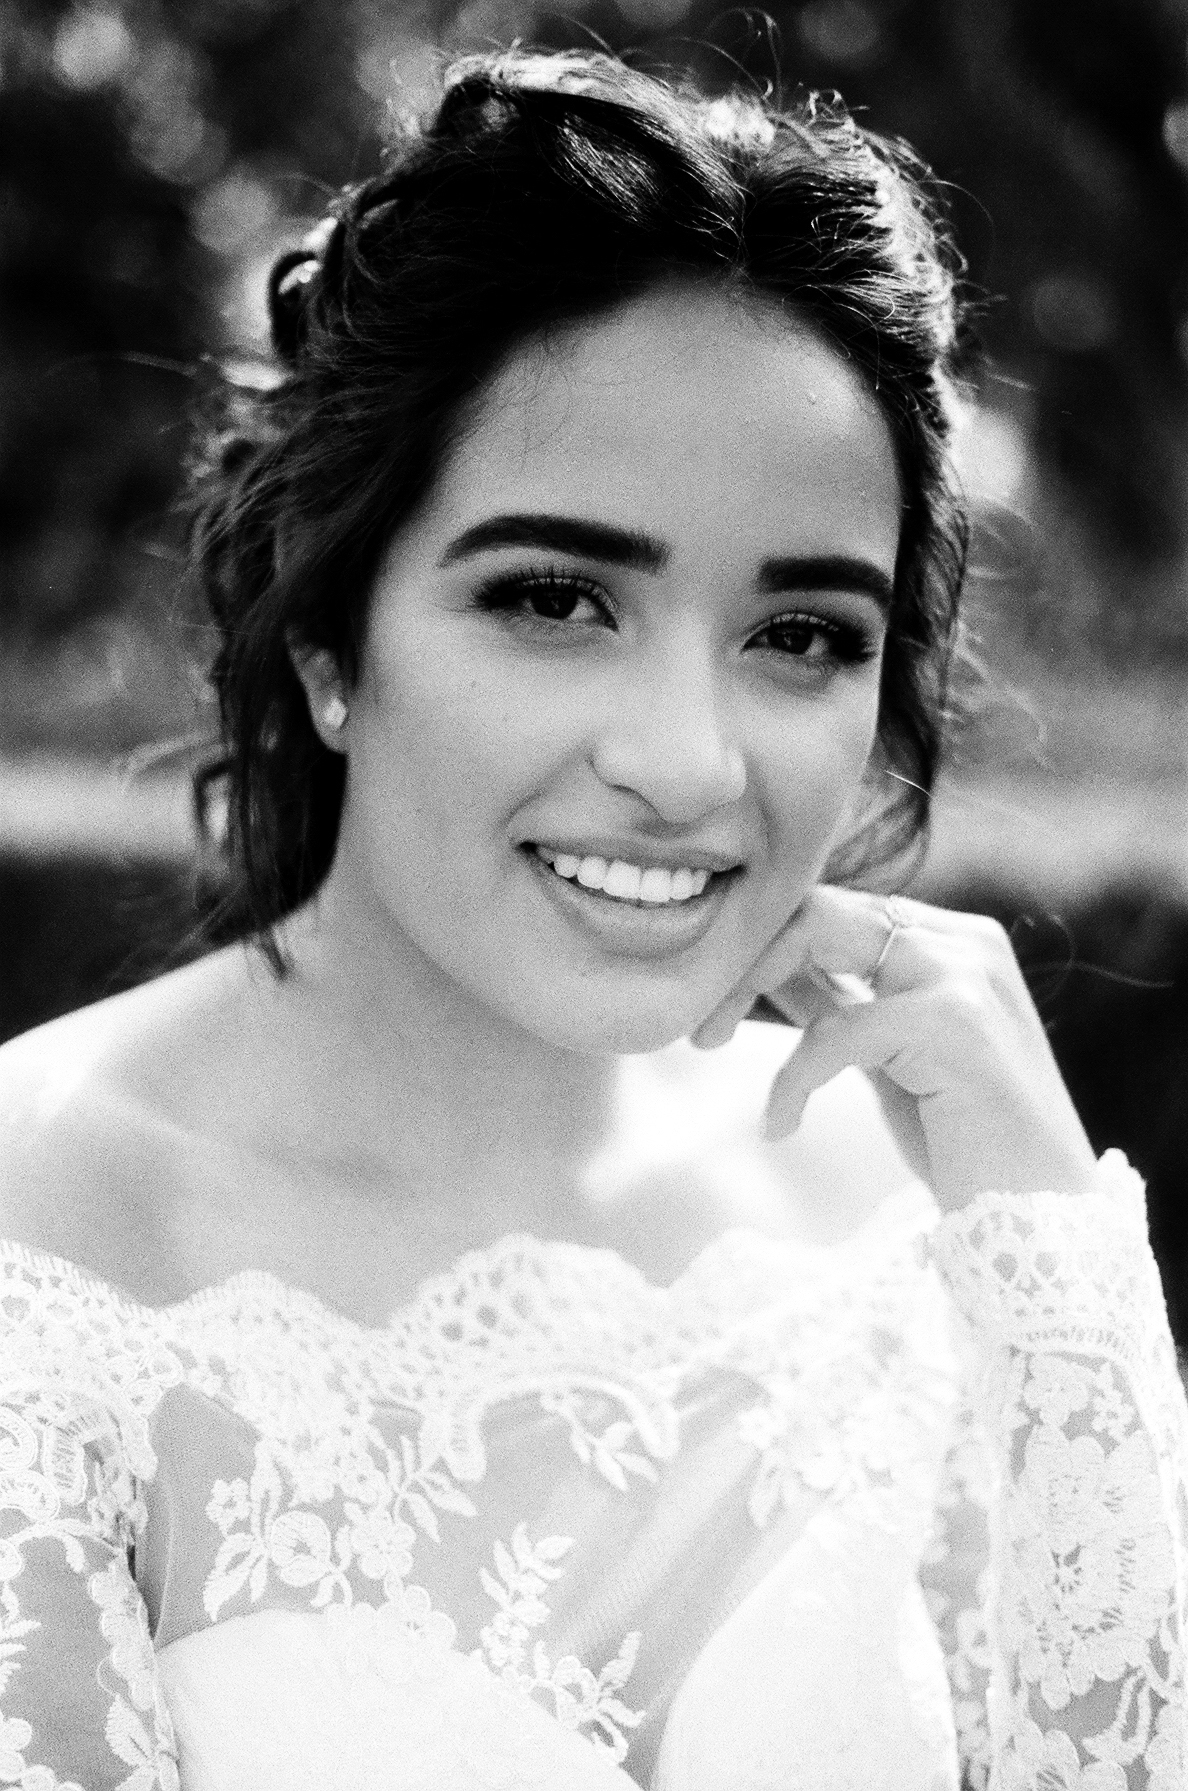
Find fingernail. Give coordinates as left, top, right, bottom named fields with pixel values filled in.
left=693, top=1013, right=740, bottom=1051
left=693, top=993, right=753, bottom=1050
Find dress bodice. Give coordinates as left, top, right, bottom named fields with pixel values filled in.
left=0, top=1152, right=1184, bottom=1789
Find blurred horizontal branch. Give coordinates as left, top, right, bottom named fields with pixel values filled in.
left=0, top=754, right=197, bottom=860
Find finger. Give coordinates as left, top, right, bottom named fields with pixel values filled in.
left=692, top=885, right=986, bottom=1051
left=870, top=1069, right=931, bottom=1185
left=812, top=886, right=975, bottom=937
left=763, top=964, right=876, bottom=1024
left=694, top=896, right=899, bottom=1049
left=763, top=992, right=932, bottom=1139
left=808, top=886, right=1013, bottom=966
left=690, top=988, right=757, bottom=1050
left=742, top=885, right=920, bottom=999
left=778, top=887, right=971, bottom=997
left=691, top=953, right=833, bottom=1051
left=690, top=901, right=817, bottom=1049
left=703, top=903, right=815, bottom=1020
left=775, top=886, right=892, bottom=985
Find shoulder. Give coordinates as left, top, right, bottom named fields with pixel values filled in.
left=0, top=954, right=244, bottom=1298
left=0, top=1008, right=194, bottom=1459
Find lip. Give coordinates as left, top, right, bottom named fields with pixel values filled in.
left=523, top=845, right=737, bottom=959
left=526, top=837, right=745, bottom=876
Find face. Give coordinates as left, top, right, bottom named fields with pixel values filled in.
left=316, top=283, right=903, bottom=1053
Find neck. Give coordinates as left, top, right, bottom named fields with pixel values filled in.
left=264, top=866, right=620, bottom=1210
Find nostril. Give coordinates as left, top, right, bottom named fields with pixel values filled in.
left=590, top=729, right=747, bottom=821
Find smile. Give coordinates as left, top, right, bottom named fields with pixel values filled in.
left=522, top=844, right=740, bottom=960
left=532, top=847, right=712, bottom=906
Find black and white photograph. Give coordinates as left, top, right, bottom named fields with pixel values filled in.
left=1, top=1, right=1187, bottom=1785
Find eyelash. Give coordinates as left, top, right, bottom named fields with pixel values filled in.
left=473, top=568, right=609, bottom=625
left=471, top=568, right=879, bottom=666
left=750, top=610, right=877, bottom=666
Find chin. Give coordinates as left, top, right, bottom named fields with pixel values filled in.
left=516, top=985, right=714, bottom=1057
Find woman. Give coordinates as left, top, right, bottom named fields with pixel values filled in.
left=0, top=49, right=1182, bottom=1791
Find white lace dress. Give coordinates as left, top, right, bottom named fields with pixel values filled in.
left=0, top=1150, right=1184, bottom=1790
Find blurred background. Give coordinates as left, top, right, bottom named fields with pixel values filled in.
left=1, top=0, right=1186, bottom=1329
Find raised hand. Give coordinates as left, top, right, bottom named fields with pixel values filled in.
left=692, top=887, right=1098, bottom=1212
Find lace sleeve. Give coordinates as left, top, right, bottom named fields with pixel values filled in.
left=919, top=1390, right=995, bottom=1789
left=929, top=1151, right=1188, bottom=1790
left=0, top=1252, right=180, bottom=1789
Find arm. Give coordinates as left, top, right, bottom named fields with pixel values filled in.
left=927, top=1153, right=1187, bottom=1789
left=691, top=886, right=1186, bottom=1785
left=0, top=1250, right=180, bottom=1789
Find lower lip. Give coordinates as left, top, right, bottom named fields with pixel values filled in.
left=523, top=848, right=736, bottom=960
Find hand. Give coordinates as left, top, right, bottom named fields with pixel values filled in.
left=691, top=886, right=1098, bottom=1213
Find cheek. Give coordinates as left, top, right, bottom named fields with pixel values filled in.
left=756, top=683, right=882, bottom=866
left=350, top=628, right=571, bottom=869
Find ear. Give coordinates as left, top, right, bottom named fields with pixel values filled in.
left=288, top=638, right=350, bottom=754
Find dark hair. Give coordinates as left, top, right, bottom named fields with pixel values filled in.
left=190, top=48, right=972, bottom=955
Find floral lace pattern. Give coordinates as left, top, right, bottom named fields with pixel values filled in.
left=0, top=1153, right=1183, bottom=1788
left=202, top=1428, right=478, bottom=1619
left=0, top=1348, right=181, bottom=1790
left=475, top=1525, right=643, bottom=1760
left=932, top=1152, right=1188, bottom=1790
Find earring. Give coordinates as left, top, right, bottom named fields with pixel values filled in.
left=323, top=695, right=348, bottom=731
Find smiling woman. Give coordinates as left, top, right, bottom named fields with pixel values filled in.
left=191, top=54, right=966, bottom=951
left=289, top=289, right=900, bottom=1051
left=0, top=47, right=1185, bottom=1791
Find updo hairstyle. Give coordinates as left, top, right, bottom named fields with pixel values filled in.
left=189, top=49, right=972, bottom=956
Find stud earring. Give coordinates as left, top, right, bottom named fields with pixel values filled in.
left=323, top=695, right=348, bottom=731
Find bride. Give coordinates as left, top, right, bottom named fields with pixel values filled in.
left=0, top=48, right=1183, bottom=1791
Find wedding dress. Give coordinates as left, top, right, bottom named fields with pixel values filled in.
left=0, top=1149, right=1184, bottom=1789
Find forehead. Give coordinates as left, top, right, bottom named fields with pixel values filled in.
left=422, top=283, right=903, bottom=571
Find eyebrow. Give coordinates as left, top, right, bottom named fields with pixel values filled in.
left=757, top=555, right=895, bottom=613
left=438, top=511, right=894, bottom=611
left=438, top=513, right=668, bottom=573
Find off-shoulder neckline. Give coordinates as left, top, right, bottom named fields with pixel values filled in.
left=0, top=1181, right=937, bottom=1338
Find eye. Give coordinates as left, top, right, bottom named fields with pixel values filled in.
left=471, top=568, right=613, bottom=627
left=747, top=610, right=877, bottom=666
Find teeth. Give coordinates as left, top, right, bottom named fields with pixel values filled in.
left=576, top=855, right=609, bottom=890
left=535, top=848, right=719, bottom=905
left=603, top=861, right=642, bottom=901
left=638, top=867, right=672, bottom=904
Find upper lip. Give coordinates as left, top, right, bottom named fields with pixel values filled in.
left=525, top=837, right=745, bottom=875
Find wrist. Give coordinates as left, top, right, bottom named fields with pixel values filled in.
left=925, top=1093, right=1099, bottom=1213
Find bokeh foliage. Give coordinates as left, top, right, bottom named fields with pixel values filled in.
left=1, top=0, right=1188, bottom=749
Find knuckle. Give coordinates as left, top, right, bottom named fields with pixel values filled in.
left=968, top=913, right=1011, bottom=954
left=937, top=976, right=991, bottom=1029
left=936, top=921, right=1019, bottom=995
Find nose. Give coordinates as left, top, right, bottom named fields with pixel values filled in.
left=590, top=652, right=747, bottom=825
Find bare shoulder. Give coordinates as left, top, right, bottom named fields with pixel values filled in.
left=0, top=951, right=246, bottom=1294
